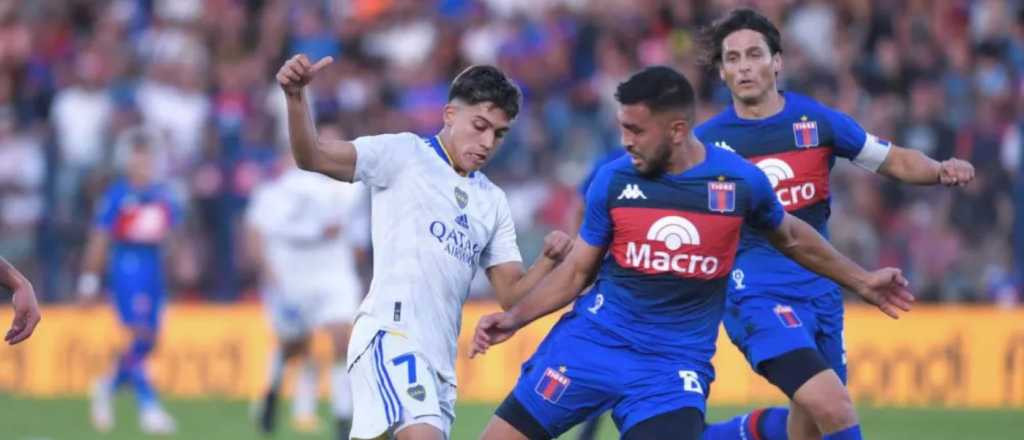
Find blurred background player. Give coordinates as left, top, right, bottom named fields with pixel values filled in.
left=79, top=130, right=182, bottom=435
left=470, top=66, right=913, bottom=440
left=278, top=55, right=572, bottom=440
left=245, top=127, right=368, bottom=439
left=695, top=9, right=975, bottom=440
left=1, top=256, right=41, bottom=345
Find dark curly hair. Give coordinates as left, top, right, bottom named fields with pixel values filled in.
left=699, top=8, right=783, bottom=67
left=448, top=65, right=522, bottom=120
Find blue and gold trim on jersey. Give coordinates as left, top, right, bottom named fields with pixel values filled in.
left=425, top=135, right=475, bottom=177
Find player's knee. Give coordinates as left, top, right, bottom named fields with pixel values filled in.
left=131, top=337, right=156, bottom=356
left=283, top=338, right=311, bottom=359
left=794, top=379, right=856, bottom=431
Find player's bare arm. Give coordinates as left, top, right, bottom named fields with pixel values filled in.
left=77, top=228, right=110, bottom=304
left=763, top=213, right=915, bottom=319
left=2, top=257, right=40, bottom=345
left=486, top=230, right=573, bottom=310
left=470, top=236, right=604, bottom=358
left=877, top=145, right=975, bottom=187
left=277, top=54, right=359, bottom=182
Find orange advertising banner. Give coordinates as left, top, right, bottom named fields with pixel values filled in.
left=0, top=303, right=1022, bottom=408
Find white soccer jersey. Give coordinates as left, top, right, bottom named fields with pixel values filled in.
left=348, top=132, right=522, bottom=386
left=246, top=168, right=367, bottom=300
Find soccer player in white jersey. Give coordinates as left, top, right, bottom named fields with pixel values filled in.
left=276, top=55, right=573, bottom=440
left=246, top=145, right=368, bottom=439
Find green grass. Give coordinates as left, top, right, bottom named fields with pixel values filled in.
left=1, top=393, right=1021, bottom=439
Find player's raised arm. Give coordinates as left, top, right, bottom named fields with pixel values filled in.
left=1, top=257, right=40, bottom=345
left=276, top=54, right=358, bottom=182
left=487, top=230, right=573, bottom=310
left=763, top=213, right=915, bottom=319
left=877, top=146, right=975, bottom=187
left=470, top=236, right=604, bottom=358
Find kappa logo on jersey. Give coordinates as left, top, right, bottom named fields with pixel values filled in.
left=713, top=140, right=735, bottom=152
left=610, top=207, right=742, bottom=280
left=707, top=181, right=736, bottom=213
left=428, top=220, right=482, bottom=266
left=793, top=118, right=820, bottom=148
left=774, top=304, right=803, bottom=328
left=617, top=184, right=647, bottom=200
left=535, top=367, right=571, bottom=403
left=753, top=148, right=831, bottom=211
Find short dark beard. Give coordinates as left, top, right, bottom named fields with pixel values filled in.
left=634, top=141, right=672, bottom=178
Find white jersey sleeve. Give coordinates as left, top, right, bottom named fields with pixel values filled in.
left=479, top=190, right=522, bottom=268
left=352, top=132, right=419, bottom=188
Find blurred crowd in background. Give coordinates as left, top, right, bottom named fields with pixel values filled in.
left=0, top=0, right=1021, bottom=306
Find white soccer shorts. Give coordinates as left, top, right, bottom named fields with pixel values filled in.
left=347, top=328, right=455, bottom=439
left=266, top=287, right=360, bottom=342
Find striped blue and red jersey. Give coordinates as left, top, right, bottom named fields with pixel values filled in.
left=576, top=145, right=784, bottom=363
left=694, top=91, right=892, bottom=301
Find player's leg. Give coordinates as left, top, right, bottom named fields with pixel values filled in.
left=482, top=313, right=618, bottom=440
left=612, top=354, right=711, bottom=440
left=324, top=321, right=355, bottom=440
left=348, top=326, right=455, bottom=440
left=717, top=295, right=834, bottom=440
left=91, top=283, right=143, bottom=432
left=788, top=292, right=858, bottom=440
left=702, top=406, right=790, bottom=440
left=257, top=292, right=314, bottom=433
left=622, top=407, right=704, bottom=440
left=257, top=335, right=311, bottom=433
left=575, top=416, right=602, bottom=440
left=317, top=284, right=358, bottom=440
left=131, top=286, right=176, bottom=434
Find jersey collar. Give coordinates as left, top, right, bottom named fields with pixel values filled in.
left=427, top=135, right=475, bottom=178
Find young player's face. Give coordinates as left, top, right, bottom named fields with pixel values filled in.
left=126, top=146, right=156, bottom=184
left=617, top=103, right=675, bottom=177
left=444, top=101, right=511, bottom=173
left=719, top=29, right=781, bottom=104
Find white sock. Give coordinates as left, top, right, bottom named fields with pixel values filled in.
left=266, top=349, right=285, bottom=393
left=292, top=360, right=319, bottom=419
left=330, top=362, right=352, bottom=419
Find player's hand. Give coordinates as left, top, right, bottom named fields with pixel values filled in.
left=469, top=311, right=523, bottom=359
left=6, top=282, right=40, bottom=345
left=276, top=54, right=334, bottom=97
left=938, top=158, right=974, bottom=187
left=856, top=268, right=915, bottom=319
left=541, top=230, right=573, bottom=262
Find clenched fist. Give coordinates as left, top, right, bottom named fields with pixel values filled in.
left=276, top=54, right=334, bottom=97
left=938, top=158, right=974, bottom=187
left=541, top=230, right=573, bottom=262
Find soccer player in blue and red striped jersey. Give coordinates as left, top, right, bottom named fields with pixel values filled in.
left=79, top=133, right=182, bottom=435
left=695, top=9, right=975, bottom=440
left=469, top=66, right=914, bottom=440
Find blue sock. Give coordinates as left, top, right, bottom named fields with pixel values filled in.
left=109, top=352, right=135, bottom=391
left=703, top=407, right=789, bottom=440
left=126, top=337, right=159, bottom=409
left=823, top=425, right=862, bottom=440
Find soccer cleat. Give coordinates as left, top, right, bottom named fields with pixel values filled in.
left=90, top=380, right=114, bottom=433
left=139, top=406, right=177, bottom=435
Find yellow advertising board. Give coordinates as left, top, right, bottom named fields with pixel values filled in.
left=0, top=303, right=1022, bottom=408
